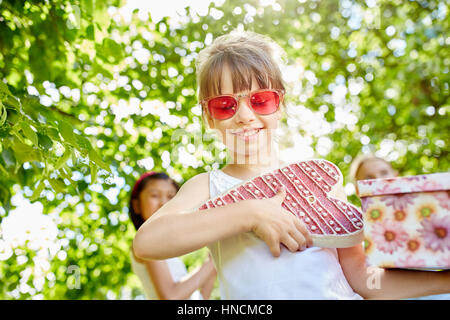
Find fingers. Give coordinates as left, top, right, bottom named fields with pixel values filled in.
left=287, top=228, right=308, bottom=251
left=268, top=242, right=281, bottom=257
left=281, top=232, right=305, bottom=252
left=266, top=225, right=310, bottom=257
left=293, top=218, right=313, bottom=248
left=258, top=229, right=281, bottom=257
left=280, top=218, right=310, bottom=252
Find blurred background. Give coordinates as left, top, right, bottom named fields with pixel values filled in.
left=0, top=0, right=448, bottom=299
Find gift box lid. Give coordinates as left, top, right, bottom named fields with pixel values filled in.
left=356, top=172, right=450, bottom=197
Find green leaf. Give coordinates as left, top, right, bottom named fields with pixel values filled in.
left=30, top=180, right=45, bottom=202
left=92, top=62, right=114, bottom=79
left=81, top=0, right=94, bottom=16
left=62, top=164, right=73, bottom=177
left=88, top=149, right=110, bottom=172
left=55, top=150, right=72, bottom=170
left=77, top=180, right=88, bottom=193
left=74, top=134, right=92, bottom=151
left=37, top=133, right=53, bottom=150
left=0, top=81, right=12, bottom=96
left=0, top=183, right=11, bottom=207
left=48, top=178, right=66, bottom=193
left=3, top=96, right=20, bottom=110
left=46, top=127, right=61, bottom=141
left=58, top=120, right=77, bottom=146
left=1, top=148, right=15, bottom=167
left=103, top=38, right=123, bottom=61
left=71, top=152, right=78, bottom=167
left=86, top=24, right=95, bottom=41
left=0, top=102, right=7, bottom=126
left=11, top=141, right=39, bottom=163
left=90, top=162, right=98, bottom=184
left=60, top=166, right=74, bottom=184
left=20, top=122, right=38, bottom=146
left=0, top=163, right=8, bottom=177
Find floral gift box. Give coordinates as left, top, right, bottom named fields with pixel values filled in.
left=357, top=172, right=450, bottom=269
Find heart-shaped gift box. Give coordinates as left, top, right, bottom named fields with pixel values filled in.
left=197, top=160, right=364, bottom=248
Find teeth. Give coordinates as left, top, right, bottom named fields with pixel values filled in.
left=233, top=129, right=260, bottom=136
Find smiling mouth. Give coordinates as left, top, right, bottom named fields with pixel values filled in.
left=231, top=128, right=262, bottom=137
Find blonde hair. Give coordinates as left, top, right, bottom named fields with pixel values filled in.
left=349, top=154, right=392, bottom=182
left=196, top=30, right=286, bottom=128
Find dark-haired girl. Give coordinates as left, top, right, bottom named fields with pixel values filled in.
left=129, top=171, right=217, bottom=300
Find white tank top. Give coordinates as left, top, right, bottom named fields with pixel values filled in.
left=130, top=250, right=203, bottom=300
left=208, top=169, right=363, bottom=300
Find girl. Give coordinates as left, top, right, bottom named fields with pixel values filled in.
left=133, top=31, right=450, bottom=299
left=350, top=154, right=398, bottom=182
left=350, top=154, right=398, bottom=196
left=129, top=171, right=217, bottom=300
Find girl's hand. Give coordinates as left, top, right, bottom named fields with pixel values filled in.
left=245, top=187, right=313, bottom=257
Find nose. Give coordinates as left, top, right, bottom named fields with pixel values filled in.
left=161, top=196, right=172, bottom=206
left=234, top=98, right=256, bottom=124
left=155, top=199, right=166, bottom=210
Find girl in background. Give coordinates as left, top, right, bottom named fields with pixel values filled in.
left=350, top=154, right=398, bottom=182
left=350, top=154, right=398, bottom=196
left=129, top=171, right=217, bottom=300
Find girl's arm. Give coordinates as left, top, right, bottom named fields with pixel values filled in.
left=133, top=173, right=311, bottom=260
left=137, top=255, right=216, bottom=300
left=333, top=184, right=450, bottom=299
left=200, top=269, right=217, bottom=299
left=199, top=255, right=218, bottom=299
left=338, top=244, right=450, bottom=299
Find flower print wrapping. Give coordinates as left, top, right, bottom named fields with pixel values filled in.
left=358, top=172, right=450, bottom=270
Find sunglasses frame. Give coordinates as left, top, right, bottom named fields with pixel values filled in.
left=201, top=89, right=285, bottom=120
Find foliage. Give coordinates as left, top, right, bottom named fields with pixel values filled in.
left=0, top=0, right=448, bottom=299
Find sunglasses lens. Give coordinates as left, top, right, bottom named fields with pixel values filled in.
left=250, top=91, right=280, bottom=114
left=208, top=96, right=237, bottom=120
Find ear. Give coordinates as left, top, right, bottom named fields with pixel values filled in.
left=132, top=199, right=141, bottom=215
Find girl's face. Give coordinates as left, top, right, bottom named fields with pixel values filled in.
left=356, top=158, right=397, bottom=180
left=134, top=179, right=177, bottom=221
left=204, top=66, right=282, bottom=160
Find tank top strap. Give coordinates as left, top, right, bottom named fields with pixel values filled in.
left=209, top=169, right=242, bottom=198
